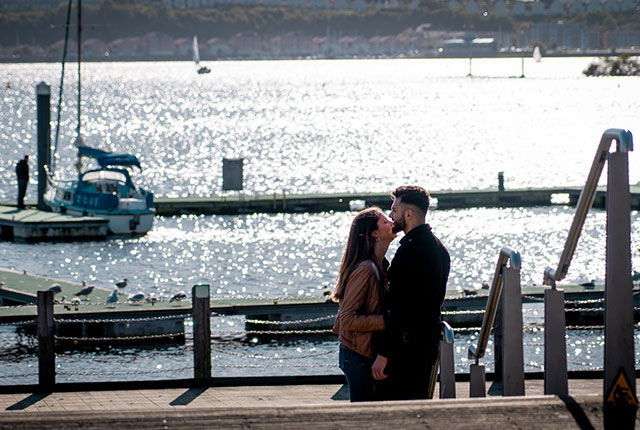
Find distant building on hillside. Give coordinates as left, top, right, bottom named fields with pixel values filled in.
left=205, top=38, right=233, bottom=57
left=229, top=32, right=263, bottom=57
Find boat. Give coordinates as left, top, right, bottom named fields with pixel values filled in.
left=44, top=0, right=155, bottom=235
left=45, top=146, right=155, bottom=235
left=533, top=46, right=542, bottom=63
left=193, top=35, right=211, bottom=74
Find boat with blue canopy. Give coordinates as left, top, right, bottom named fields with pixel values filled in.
left=44, top=0, right=154, bottom=235
left=45, top=144, right=155, bottom=235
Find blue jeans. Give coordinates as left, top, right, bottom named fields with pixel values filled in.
left=338, top=344, right=375, bottom=402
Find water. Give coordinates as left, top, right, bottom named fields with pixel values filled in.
left=1, top=58, right=640, bottom=384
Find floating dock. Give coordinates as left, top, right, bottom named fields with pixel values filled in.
left=154, top=185, right=640, bottom=216
left=0, top=205, right=107, bottom=242
left=1, top=269, right=636, bottom=344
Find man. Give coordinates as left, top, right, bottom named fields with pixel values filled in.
left=15, top=155, right=29, bottom=210
left=372, top=185, right=450, bottom=400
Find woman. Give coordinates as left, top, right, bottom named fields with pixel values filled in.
left=332, top=207, right=396, bottom=402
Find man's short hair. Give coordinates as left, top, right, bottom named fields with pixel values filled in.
left=391, top=185, right=430, bottom=214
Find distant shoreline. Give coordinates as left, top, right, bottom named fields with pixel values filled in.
left=2, top=50, right=639, bottom=64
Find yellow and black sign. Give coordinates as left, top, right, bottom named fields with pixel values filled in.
left=605, top=369, right=638, bottom=408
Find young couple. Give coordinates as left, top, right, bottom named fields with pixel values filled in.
left=332, top=185, right=451, bottom=402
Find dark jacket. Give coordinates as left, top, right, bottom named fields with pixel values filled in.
left=16, top=159, right=29, bottom=181
left=376, top=223, right=450, bottom=362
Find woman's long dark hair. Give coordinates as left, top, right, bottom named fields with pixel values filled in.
left=332, top=207, right=381, bottom=302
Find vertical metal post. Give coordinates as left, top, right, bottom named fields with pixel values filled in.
left=502, top=267, right=524, bottom=396
left=498, top=171, right=505, bottom=192
left=469, top=364, right=486, bottom=397
left=192, top=284, right=211, bottom=384
left=439, top=339, right=456, bottom=399
left=36, top=82, right=51, bottom=211
left=37, top=290, right=55, bottom=391
left=544, top=288, right=568, bottom=395
left=604, top=151, right=635, bottom=404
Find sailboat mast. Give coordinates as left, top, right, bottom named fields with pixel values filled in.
left=77, top=0, right=82, bottom=138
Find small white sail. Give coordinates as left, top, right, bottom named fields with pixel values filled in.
left=533, top=46, right=542, bottom=63
left=193, top=35, right=200, bottom=65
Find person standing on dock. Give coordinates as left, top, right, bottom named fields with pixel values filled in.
left=372, top=185, right=450, bottom=400
left=332, top=207, right=396, bottom=402
left=15, top=155, right=29, bottom=210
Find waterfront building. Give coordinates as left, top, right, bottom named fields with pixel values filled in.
left=228, top=32, right=263, bottom=57
left=205, top=38, right=233, bottom=57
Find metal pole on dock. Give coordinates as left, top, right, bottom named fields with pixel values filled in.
left=544, top=287, right=567, bottom=395
left=604, top=149, right=636, bottom=410
left=36, top=82, right=51, bottom=211
left=37, top=290, right=55, bottom=391
left=501, top=267, right=524, bottom=396
left=192, top=284, right=211, bottom=384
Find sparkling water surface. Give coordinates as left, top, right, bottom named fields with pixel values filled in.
left=1, top=58, right=639, bottom=383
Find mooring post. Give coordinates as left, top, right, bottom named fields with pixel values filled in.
left=544, top=287, right=568, bottom=395
left=37, top=290, right=55, bottom=391
left=36, top=82, right=51, bottom=211
left=501, top=266, right=524, bottom=396
left=498, top=171, right=505, bottom=192
left=604, top=150, right=635, bottom=407
left=192, top=284, right=211, bottom=384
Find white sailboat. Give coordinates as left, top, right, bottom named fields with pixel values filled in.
left=193, top=36, right=211, bottom=74
left=533, top=46, right=542, bottom=63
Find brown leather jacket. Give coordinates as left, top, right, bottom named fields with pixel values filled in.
left=333, top=259, right=385, bottom=358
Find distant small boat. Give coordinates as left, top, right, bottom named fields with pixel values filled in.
left=533, top=46, right=542, bottom=63
left=193, top=35, right=211, bottom=74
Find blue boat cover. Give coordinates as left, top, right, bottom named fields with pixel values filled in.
left=78, top=146, right=141, bottom=169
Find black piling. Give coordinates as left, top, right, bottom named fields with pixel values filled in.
left=192, top=284, right=211, bottom=384
left=36, top=82, right=51, bottom=211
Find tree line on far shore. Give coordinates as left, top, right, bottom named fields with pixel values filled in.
left=0, top=0, right=637, bottom=48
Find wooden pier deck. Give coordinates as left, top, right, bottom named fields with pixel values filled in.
left=0, top=379, right=633, bottom=429
left=0, top=205, right=107, bottom=242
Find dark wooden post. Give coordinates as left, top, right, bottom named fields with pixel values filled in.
left=192, top=284, right=211, bottom=384
left=37, top=290, right=55, bottom=391
left=493, top=296, right=503, bottom=382
left=36, top=82, right=51, bottom=210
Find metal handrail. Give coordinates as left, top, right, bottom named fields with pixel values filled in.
left=468, top=246, right=521, bottom=362
left=543, top=128, right=633, bottom=288
left=428, top=321, right=455, bottom=399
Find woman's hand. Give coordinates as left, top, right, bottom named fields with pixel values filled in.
left=372, top=355, right=388, bottom=380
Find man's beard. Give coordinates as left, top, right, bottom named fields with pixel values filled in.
left=392, top=217, right=405, bottom=234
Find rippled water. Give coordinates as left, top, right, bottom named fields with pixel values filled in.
left=1, top=58, right=640, bottom=384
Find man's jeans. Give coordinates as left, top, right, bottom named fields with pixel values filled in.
left=338, top=343, right=375, bottom=402
left=17, top=179, right=28, bottom=209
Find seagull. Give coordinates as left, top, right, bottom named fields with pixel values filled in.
left=127, top=292, right=145, bottom=304
left=580, top=279, right=595, bottom=289
left=463, top=287, right=477, bottom=296
left=106, top=289, right=119, bottom=307
left=145, top=293, right=158, bottom=306
left=115, top=279, right=128, bottom=290
left=481, top=281, right=490, bottom=290
left=75, top=285, right=94, bottom=300
left=48, top=284, right=62, bottom=295
left=169, top=291, right=187, bottom=302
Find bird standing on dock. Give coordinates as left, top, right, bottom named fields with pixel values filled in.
left=580, top=279, right=595, bottom=289
left=75, top=285, right=94, bottom=300
left=169, top=291, right=187, bottom=303
left=145, top=293, right=158, bottom=306
left=115, top=278, right=128, bottom=291
left=106, top=289, right=119, bottom=307
left=127, top=292, right=145, bottom=304
left=48, top=284, right=62, bottom=295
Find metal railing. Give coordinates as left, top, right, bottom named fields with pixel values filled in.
left=468, top=246, right=521, bottom=361
left=543, top=128, right=633, bottom=287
